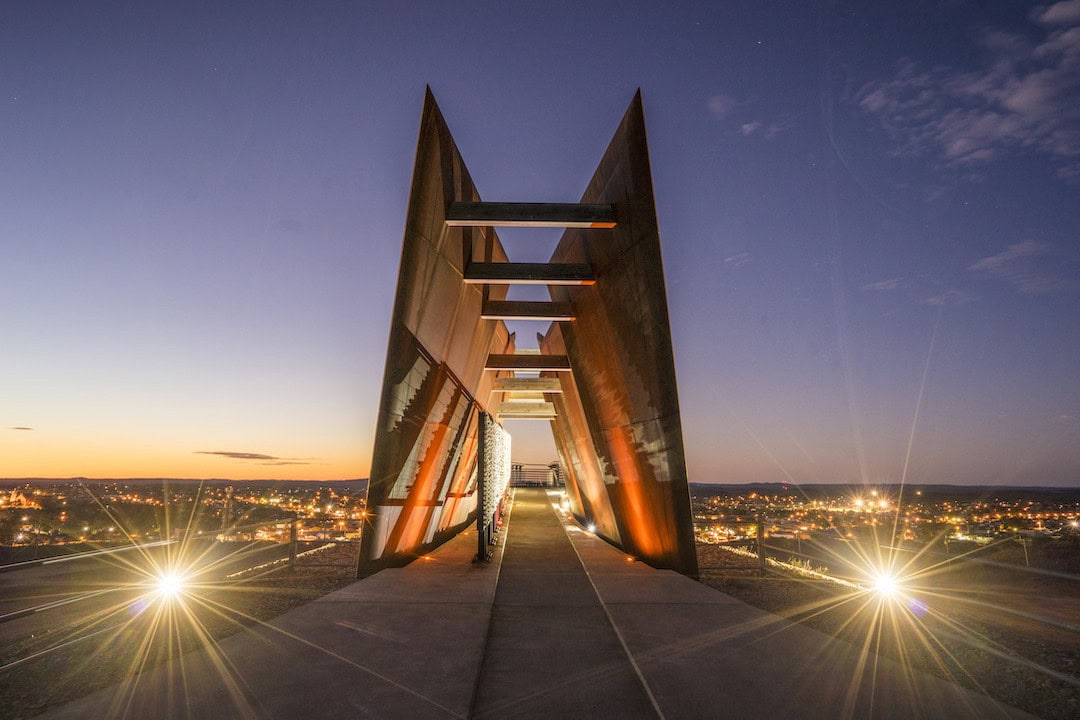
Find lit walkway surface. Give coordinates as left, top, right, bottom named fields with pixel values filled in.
left=39, top=489, right=1033, bottom=719
left=470, top=489, right=658, bottom=717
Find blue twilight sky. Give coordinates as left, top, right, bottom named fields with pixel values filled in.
left=1, top=1, right=1078, bottom=484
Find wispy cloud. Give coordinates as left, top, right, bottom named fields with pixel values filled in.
left=968, top=240, right=1073, bottom=293
left=707, top=94, right=739, bottom=119
left=197, top=451, right=276, bottom=460
left=764, top=123, right=786, bottom=139
left=708, top=95, right=786, bottom=140
left=922, top=290, right=975, bottom=306
left=739, top=120, right=786, bottom=139
left=1033, top=1, right=1080, bottom=26
left=724, top=252, right=752, bottom=267
left=858, top=10, right=1080, bottom=178
left=195, top=451, right=314, bottom=465
left=862, top=278, right=902, bottom=291
left=10, top=426, right=34, bottom=431
left=969, top=240, right=1048, bottom=270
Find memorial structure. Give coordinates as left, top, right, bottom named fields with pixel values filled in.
left=359, top=88, right=697, bottom=577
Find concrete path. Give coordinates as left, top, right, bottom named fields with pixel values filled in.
left=470, top=488, right=658, bottom=718
left=553, top=492, right=1033, bottom=720
left=37, top=488, right=1033, bottom=719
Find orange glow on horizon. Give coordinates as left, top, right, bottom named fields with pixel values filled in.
left=1, top=434, right=370, bottom=481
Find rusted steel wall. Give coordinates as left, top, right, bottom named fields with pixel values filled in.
left=359, top=89, right=513, bottom=571
left=363, top=89, right=696, bottom=577
left=545, top=92, right=698, bottom=576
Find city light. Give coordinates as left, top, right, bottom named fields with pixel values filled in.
left=872, top=572, right=900, bottom=598
left=0, top=478, right=368, bottom=718
left=586, top=522, right=597, bottom=533
left=156, top=572, right=186, bottom=600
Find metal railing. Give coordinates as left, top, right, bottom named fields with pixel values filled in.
left=509, top=462, right=564, bottom=487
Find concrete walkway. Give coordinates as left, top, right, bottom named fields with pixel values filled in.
left=38, top=489, right=1033, bottom=719
left=470, top=489, right=658, bottom=718
left=553, top=495, right=1033, bottom=720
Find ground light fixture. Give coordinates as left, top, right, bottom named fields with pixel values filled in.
left=872, top=572, right=901, bottom=598
left=156, top=572, right=186, bottom=600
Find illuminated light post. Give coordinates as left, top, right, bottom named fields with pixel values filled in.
left=288, top=520, right=298, bottom=571
left=872, top=573, right=899, bottom=598
left=757, top=515, right=766, bottom=577
left=156, top=572, right=186, bottom=600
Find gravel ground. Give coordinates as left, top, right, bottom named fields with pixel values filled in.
left=0, top=543, right=361, bottom=720
left=697, top=544, right=1079, bottom=720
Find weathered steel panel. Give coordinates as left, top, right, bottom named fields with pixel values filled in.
left=359, top=89, right=512, bottom=571
left=362, top=88, right=696, bottom=577
left=545, top=91, right=698, bottom=576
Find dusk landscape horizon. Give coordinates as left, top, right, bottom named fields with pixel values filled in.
left=4, top=1, right=1078, bottom=488
left=4, top=477, right=1080, bottom=489
left=2, top=3, right=1079, bottom=717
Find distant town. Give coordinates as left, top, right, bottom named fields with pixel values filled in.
left=690, top=483, right=1080, bottom=544
left=3, top=478, right=1077, bottom=557
left=0, top=479, right=368, bottom=555
left=688, top=483, right=1080, bottom=582
left=2, top=477, right=1079, bottom=720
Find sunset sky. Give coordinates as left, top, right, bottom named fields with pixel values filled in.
left=2, top=1, right=1078, bottom=484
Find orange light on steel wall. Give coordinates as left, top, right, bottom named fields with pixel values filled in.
left=359, top=90, right=514, bottom=573
left=545, top=91, right=697, bottom=576
left=438, top=410, right=480, bottom=532
left=607, top=425, right=662, bottom=558
left=385, top=419, right=451, bottom=556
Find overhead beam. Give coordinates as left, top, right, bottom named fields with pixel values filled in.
left=446, top=202, right=616, bottom=228
left=481, top=300, right=575, bottom=321
left=485, top=354, right=571, bottom=372
left=465, top=263, right=594, bottom=286
left=492, top=377, right=563, bottom=393
left=503, top=392, right=547, bottom=402
left=497, top=401, right=557, bottom=418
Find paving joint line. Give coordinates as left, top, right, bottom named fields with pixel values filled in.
left=557, top=504, right=667, bottom=720
left=466, top=488, right=514, bottom=719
